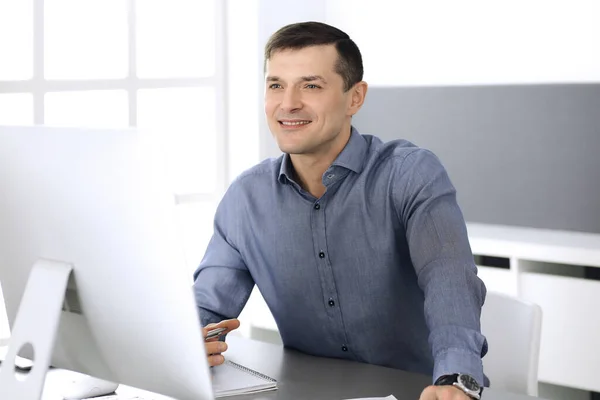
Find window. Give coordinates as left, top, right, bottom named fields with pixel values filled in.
left=0, top=0, right=226, bottom=280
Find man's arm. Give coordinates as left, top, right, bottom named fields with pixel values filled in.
left=393, top=149, right=488, bottom=386
left=192, top=185, right=255, bottom=367
left=192, top=185, right=255, bottom=329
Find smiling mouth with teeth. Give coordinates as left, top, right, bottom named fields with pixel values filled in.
left=279, top=120, right=312, bottom=127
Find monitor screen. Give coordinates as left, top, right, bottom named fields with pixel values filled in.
left=0, top=125, right=213, bottom=400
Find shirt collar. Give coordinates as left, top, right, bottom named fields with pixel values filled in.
left=278, top=126, right=368, bottom=184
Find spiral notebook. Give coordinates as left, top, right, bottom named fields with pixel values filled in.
left=212, top=360, right=277, bottom=398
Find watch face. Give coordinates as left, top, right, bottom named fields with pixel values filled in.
left=459, top=374, right=480, bottom=391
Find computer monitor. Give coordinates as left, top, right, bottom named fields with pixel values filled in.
left=0, top=125, right=213, bottom=400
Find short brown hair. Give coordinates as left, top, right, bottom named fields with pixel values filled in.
left=264, top=21, right=363, bottom=92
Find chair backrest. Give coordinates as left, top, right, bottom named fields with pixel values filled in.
left=481, top=291, right=542, bottom=396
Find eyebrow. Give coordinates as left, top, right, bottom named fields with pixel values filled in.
left=266, top=75, right=328, bottom=84
left=300, top=75, right=328, bottom=84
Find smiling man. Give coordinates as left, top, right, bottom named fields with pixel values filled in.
left=194, top=22, right=488, bottom=400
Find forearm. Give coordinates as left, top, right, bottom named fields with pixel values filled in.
left=430, top=323, right=487, bottom=385
left=193, top=265, right=255, bottom=327
left=421, top=256, right=487, bottom=385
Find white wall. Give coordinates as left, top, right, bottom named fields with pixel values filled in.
left=256, top=0, right=600, bottom=156
left=227, top=0, right=261, bottom=180
left=326, top=0, right=600, bottom=86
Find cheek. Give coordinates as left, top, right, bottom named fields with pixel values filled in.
left=318, top=99, right=346, bottom=123
left=264, top=101, right=275, bottom=115
left=264, top=97, right=279, bottom=115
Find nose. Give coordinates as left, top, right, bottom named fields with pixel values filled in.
left=280, top=87, right=302, bottom=113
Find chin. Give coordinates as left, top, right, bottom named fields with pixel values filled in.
left=270, top=124, right=317, bottom=154
left=276, top=143, right=305, bottom=155
left=272, top=135, right=300, bottom=154
left=276, top=138, right=317, bottom=155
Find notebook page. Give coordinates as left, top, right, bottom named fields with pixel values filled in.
left=211, top=360, right=277, bottom=397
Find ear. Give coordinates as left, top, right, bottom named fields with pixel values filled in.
left=347, top=81, right=368, bottom=116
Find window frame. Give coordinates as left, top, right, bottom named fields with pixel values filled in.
left=0, top=0, right=229, bottom=202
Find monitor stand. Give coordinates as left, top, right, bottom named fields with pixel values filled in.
left=0, top=259, right=73, bottom=400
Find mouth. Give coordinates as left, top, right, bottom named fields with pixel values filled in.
left=278, top=120, right=312, bottom=129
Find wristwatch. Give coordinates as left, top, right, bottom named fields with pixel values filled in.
left=434, top=373, right=482, bottom=399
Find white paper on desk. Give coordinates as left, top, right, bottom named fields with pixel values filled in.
left=344, top=396, right=398, bottom=400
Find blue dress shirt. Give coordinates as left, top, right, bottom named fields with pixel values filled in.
left=193, top=127, right=488, bottom=385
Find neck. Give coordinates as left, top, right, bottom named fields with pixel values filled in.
left=290, top=127, right=352, bottom=198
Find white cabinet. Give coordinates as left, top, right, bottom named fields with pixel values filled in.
left=468, top=223, right=600, bottom=393
left=520, top=272, right=600, bottom=391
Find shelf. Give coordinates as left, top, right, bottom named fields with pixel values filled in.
left=468, top=223, right=600, bottom=393
left=467, top=223, right=600, bottom=268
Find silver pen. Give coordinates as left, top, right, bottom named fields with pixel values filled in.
left=205, top=327, right=227, bottom=341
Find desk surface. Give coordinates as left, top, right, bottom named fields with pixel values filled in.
left=40, top=335, right=543, bottom=400
left=218, top=336, right=541, bottom=400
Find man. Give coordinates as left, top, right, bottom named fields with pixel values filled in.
left=195, top=21, right=488, bottom=400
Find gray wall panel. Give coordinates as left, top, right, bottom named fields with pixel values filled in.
left=353, top=84, right=600, bottom=233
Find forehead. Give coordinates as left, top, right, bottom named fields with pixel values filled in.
left=266, top=45, right=339, bottom=78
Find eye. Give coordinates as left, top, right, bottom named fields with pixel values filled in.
left=268, top=83, right=282, bottom=89
left=305, top=84, right=321, bottom=89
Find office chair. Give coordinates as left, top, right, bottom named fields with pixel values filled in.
left=481, top=291, right=542, bottom=396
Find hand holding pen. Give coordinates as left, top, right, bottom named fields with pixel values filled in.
left=203, top=318, right=241, bottom=367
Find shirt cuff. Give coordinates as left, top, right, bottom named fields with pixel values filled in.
left=433, top=348, right=485, bottom=387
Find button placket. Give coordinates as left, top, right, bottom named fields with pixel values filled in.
left=310, top=195, right=349, bottom=354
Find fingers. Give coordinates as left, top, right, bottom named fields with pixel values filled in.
left=218, top=318, right=241, bottom=332
left=206, top=340, right=228, bottom=354
left=202, top=318, right=241, bottom=338
left=205, top=340, right=228, bottom=366
left=202, top=319, right=239, bottom=367
left=419, top=385, right=469, bottom=400
left=207, top=354, right=225, bottom=367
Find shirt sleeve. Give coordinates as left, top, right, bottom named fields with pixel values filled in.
left=393, top=149, right=488, bottom=386
left=192, top=183, right=255, bottom=328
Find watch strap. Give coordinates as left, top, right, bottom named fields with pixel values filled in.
left=434, top=374, right=483, bottom=399
left=434, top=373, right=459, bottom=386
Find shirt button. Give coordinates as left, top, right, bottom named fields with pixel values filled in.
left=319, top=251, right=325, bottom=258
left=327, top=174, right=335, bottom=179
left=341, top=345, right=348, bottom=352
left=314, top=203, right=320, bottom=210
left=328, top=298, right=335, bottom=307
